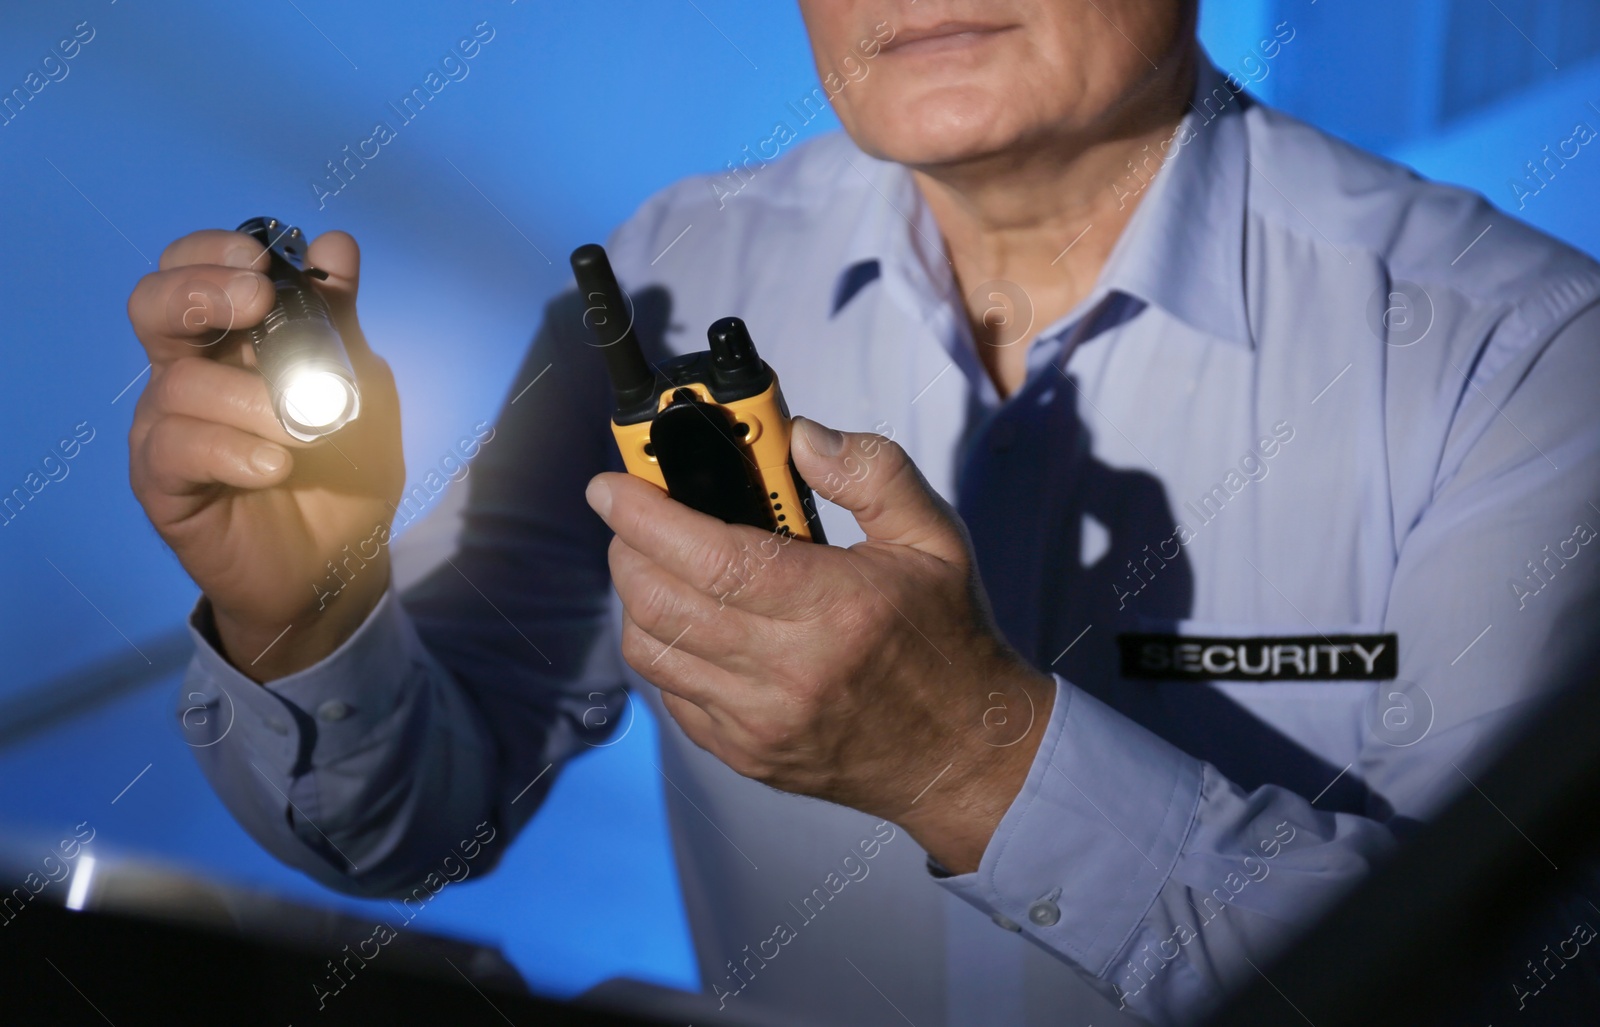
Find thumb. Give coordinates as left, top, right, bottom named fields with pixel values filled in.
left=791, top=417, right=968, bottom=564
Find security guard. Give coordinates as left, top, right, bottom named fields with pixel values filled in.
left=126, top=2, right=1600, bottom=1024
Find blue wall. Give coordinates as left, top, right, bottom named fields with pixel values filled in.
left=1, top=0, right=1597, bottom=1003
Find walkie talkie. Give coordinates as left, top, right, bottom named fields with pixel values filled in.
left=570, top=244, right=826, bottom=543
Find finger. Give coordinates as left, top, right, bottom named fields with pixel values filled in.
left=304, top=230, right=364, bottom=338
left=587, top=471, right=753, bottom=594
left=791, top=417, right=968, bottom=564
left=657, top=691, right=732, bottom=765
left=608, top=536, right=754, bottom=660
left=655, top=685, right=781, bottom=786
left=137, top=356, right=304, bottom=450
left=159, top=229, right=266, bottom=272
left=590, top=471, right=832, bottom=617
left=618, top=609, right=735, bottom=710
left=128, top=265, right=273, bottom=364
left=138, top=413, right=293, bottom=496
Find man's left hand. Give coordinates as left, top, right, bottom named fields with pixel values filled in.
left=586, top=417, right=1056, bottom=874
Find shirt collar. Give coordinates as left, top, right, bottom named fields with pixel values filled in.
left=1099, top=54, right=1253, bottom=348
left=829, top=52, right=1253, bottom=351
left=830, top=149, right=948, bottom=316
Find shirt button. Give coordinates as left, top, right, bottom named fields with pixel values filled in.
left=990, top=912, right=1022, bottom=932
left=1028, top=887, right=1063, bottom=927
left=317, top=700, right=351, bottom=723
left=265, top=718, right=289, bottom=736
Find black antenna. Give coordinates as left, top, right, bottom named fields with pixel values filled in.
left=569, top=244, right=655, bottom=415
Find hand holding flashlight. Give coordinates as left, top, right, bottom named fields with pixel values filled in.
left=127, top=226, right=404, bottom=682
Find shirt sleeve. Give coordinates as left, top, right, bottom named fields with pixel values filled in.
left=934, top=300, right=1600, bottom=1025
left=177, top=286, right=629, bottom=898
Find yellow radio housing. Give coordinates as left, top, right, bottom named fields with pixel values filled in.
left=611, top=379, right=819, bottom=541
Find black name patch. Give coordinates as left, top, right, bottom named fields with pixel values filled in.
left=1119, top=633, right=1398, bottom=681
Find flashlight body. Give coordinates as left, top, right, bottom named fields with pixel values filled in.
left=236, top=217, right=361, bottom=442
left=571, top=244, right=826, bottom=543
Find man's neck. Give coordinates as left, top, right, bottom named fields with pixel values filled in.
left=912, top=43, right=1198, bottom=398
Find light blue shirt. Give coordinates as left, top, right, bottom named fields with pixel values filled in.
left=178, top=58, right=1600, bottom=1025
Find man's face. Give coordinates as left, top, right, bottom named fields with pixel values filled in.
left=798, top=0, right=1195, bottom=168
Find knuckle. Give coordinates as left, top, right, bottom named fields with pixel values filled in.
left=860, top=431, right=902, bottom=463
left=873, top=440, right=913, bottom=488
left=157, top=235, right=196, bottom=270
left=141, top=412, right=186, bottom=459
left=632, top=577, right=682, bottom=630
left=127, top=424, right=147, bottom=490
left=127, top=272, right=164, bottom=330
left=127, top=411, right=150, bottom=454
left=689, top=536, right=743, bottom=595
left=139, top=421, right=182, bottom=482
left=619, top=624, right=654, bottom=669
left=152, top=358, right=201, bottom=412
left=129, top=373, right=158, bottom=421
left=722, top=745, right=767, bottom=781
left=606, top=534, right=630, bottom=571
left=882, top=441, right=914, bottom=482
left=747, top=717, right=792, bottom=752
left=166, top=276, right=240, bottom=340
left=708, top=542, right=757, bottom=598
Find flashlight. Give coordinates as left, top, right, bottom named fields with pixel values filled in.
left=570, top=243, right=827, bottom=543
left=236, top=216, right=361, bottom=442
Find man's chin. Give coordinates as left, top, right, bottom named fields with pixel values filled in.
left=849, top=91, right=1023, bottom=170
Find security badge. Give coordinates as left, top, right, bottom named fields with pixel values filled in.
left=1118, top=633, right=1399, bottom=682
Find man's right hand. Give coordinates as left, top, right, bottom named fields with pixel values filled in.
left=127, top=228, right=404, bottom=682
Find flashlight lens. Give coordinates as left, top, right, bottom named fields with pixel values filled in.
left=283, top=371, right=352, bottom=429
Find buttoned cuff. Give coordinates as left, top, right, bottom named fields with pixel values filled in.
left=933, top=675, right=1204, bottom=976
left=178, top=586, right=427, bottom=770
